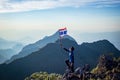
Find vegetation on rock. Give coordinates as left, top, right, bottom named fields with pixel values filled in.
left=25, top=54, right=120, bottom=80
left=91, top=55, right=120, bottom=80
left=25, top=72, right=62, bottom=80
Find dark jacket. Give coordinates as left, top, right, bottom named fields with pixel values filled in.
left=64, top=48, right=74, bottom=63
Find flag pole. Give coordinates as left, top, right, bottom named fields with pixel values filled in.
left=59, top=32, right=62, bottom=48
left=59, top=27, right=67, bottom=48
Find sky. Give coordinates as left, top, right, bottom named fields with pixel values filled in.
left=0, top=0, right=120, bottom=47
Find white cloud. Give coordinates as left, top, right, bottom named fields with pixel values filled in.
left=0, top=0, right=120, bottom=13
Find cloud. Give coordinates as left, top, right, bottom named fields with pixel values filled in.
left=0, top=0, right=120, bottom=13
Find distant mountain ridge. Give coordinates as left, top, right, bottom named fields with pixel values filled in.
left=78, top=31, right=120, bottom=50
left=6, top=31, right=75, bottom=64
left=0, top=38, right=120, bottom=80
left=81, top=40, right=119, bottom=54
left=0, top=38, right=24, bottom=64
left=0, top=49, right=16, bottom=59
left=0, top=38, right=18, bottom=49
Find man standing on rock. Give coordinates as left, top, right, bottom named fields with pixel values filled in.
left=63, top=46, right=75, bottom=72
left=58, top=28, right=74, bottom=72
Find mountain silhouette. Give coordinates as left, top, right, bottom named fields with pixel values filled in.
left=6, top=31, right=75, bottom=64
left=0, top=38, right=119, bottom=80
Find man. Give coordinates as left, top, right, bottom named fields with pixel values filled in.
left=64, top=46, right=75, bottom=72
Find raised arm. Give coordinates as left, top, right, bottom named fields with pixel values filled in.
left=63, top=48, right=69, bottom=52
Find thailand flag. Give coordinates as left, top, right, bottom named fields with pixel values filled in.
left=59, top=27, right=67, bottom=37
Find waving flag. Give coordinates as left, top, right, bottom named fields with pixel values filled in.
left=59, top=27, right=67, bottom=37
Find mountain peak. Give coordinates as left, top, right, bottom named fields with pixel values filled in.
left=6, top=30, right=76, bottom=64
left=80, top=39, right=120, bottom=57
left=81, top=39, right=112, bottom=46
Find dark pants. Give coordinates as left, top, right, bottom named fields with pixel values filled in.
left=65, top=60, right=74, bottom=72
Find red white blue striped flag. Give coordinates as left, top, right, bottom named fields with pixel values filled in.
left=59, top=27, right=67, bottom=37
